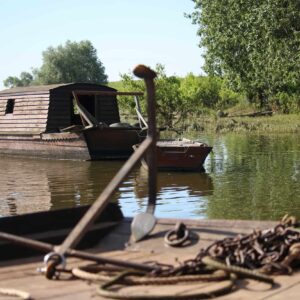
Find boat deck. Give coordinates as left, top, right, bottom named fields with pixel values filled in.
left=1, top=218, right=300, bottom=299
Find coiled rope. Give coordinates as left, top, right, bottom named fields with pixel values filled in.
left=0, top=287, right=31, bottom=300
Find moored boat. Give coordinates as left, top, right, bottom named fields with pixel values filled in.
left=0, top=203, right=123, bottom=261
left=1, top=212, right=286, bottom=300
left=134, top=138, right=212, bottom=171
left=0, top=83, right=146, bottom=160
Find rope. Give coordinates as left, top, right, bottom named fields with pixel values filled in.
left=96, top=271, right=236, bottom=300
left=94, top=257, right=275, bottom=299
left=72, top=267, right=229, bottom=284
left=0, top=287, right=32, bottom=300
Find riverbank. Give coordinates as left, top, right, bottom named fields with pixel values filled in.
left=183, top=113, right=300, bottom=134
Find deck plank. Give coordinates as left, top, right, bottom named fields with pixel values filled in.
left=0, top=218, right=299, bottom=299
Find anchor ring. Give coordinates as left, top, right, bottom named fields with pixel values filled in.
left=43, top=252, right=66, bottom=269
left=43, top=252, right=67, bottom=279
left=164, top=222, right=190, bottom=247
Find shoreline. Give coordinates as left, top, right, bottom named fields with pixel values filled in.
left=175, top=113, right=300, bottom=134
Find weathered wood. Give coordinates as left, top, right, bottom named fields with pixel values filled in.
left=0, top=115, right=47, bottom=120
left=0, top=132, right=37, bottom=136
left=0, top=218, right=299, bottom=299
left=0, top=94, right=49, bottom=100
left=0, top=128, right=43, bottom=132
left=74, top=90, right=144, bottom=96
left=12, top=104, right=49, bottom=111
left=0, top=119, right=47, bottom=124
left=0, top=83, right=146, bottom=160
left=2, top=110, right=48, bottom=115
left=14, top=101, right=49, bottom=106
left=0, top=123, right=46, bottom=128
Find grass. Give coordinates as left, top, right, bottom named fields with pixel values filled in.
left=184, top=113, right=300, bottom=134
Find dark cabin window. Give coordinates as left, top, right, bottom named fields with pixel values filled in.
left=5, top=99, right=15, bottom=114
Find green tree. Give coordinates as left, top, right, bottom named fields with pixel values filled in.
left=35, top=40, right=107, bottom=84
left=188, top=0, right=300, bottom=107
left=180, top=73, right=221, bottom=109
left=3, top=72, right=33, bottom=88
left=120, top=64, right=184, bottom=128
left=3, top=40, right=108, bottom=88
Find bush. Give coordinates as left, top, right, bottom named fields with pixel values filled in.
left=270, top=92, right=300, bottom=113
left=218, top=83, right=242, bottom=109
left=180, top=74, right=221, bottom=109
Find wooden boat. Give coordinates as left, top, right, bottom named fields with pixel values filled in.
left=1, top=213, right=300, bottom=300
left=0, top=84, right=146, bottom=160
left=1, top=66, right=299, bottom=299
left=0, top=203, right=123, bottom=261
left=134, top=138, right=212, bottom=171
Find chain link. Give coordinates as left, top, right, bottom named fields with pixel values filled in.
left=155, top=215, right=300, bottom=277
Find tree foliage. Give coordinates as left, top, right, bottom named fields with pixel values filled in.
left=180, top=74, right=221, bottom=109
left=120, top=64, right=240, bottom=128
left=35, top=40, right=107, bottom=84
left=3, top=72, right=33, bottom=88
left=3, top=40, right=108, bottom=87
left=120, top=64, right=184, bottom=128
left=188, top=0, right=300, bottom=107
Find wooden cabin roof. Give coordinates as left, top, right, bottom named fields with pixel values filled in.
left=0, top=83, right=115, bottom=95
left=0, top=83, right=117, bottom=135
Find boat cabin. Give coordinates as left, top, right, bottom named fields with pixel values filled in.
left=0, top=83, right=145, bottom=160
left=0, top=83, right=124, bottom=135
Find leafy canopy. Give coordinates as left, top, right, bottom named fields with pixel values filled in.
left=35, top=40, right=107, bottom=84
left=120, top=64, right=184, bottom=128
left=188, top=0, right=300, bottom=106
left=3, top=40, right=107, bottom=88
left=119, top=64, right=239, bottom=128
left=3, top=72, right=33, bottom=88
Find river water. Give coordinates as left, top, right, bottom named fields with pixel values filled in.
left=0, top=133, right=300, bottom=221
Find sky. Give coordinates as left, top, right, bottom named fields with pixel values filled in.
left=0, top=0, right=204, bottom=89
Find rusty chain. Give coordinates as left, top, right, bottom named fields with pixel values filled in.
left=154, top=215, right=300, bottom=278
left=54, top=215, right=300, bottom=299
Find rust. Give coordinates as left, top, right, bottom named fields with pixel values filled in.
left=153, top=216, right=300, bottom=277
left=164, top=222, right=190, bottom=247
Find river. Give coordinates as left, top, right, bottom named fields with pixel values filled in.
left=0, top=133, right=300, bottom=221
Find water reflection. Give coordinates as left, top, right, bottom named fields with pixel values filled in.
left=128, top=167, right=213, bottom=218
left=0, top=155, right=213, bottom=219
left=0, top=156, right=122, bottom=216
left=204, top=134, right=300, bottom=220
left=1, top=133, right=300, bottom=221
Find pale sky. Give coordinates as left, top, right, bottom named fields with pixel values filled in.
left=0, top=0, right=204, bottom=89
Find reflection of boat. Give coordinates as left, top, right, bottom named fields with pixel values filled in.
left=0, top=156, right=123, bottom=216
left=134, top=139, right=212, bottom=171
left=0, top=84, right=146, bottom=160
left=133, top=166, right=213, bottom=199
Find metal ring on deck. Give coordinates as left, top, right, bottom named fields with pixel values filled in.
left=43, top=252, right=66, bottom=268
left=164, top=222, right=190, bottom=247
left=43, top=252, right=66, bottom=279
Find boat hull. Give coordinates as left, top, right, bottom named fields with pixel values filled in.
left=138, top=140, right=212, bottom=171
left=156, top=143, right=212, bottom=171
left=0, top=127, right=146, bottom=160
left=0, top=203, right=123, bottom=261
left=0, top=132, right=91, bottom=160
left=84, top=127, right=146, bottom=159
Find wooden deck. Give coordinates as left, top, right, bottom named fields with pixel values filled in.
left=1, top=218, right=300, bottom=299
